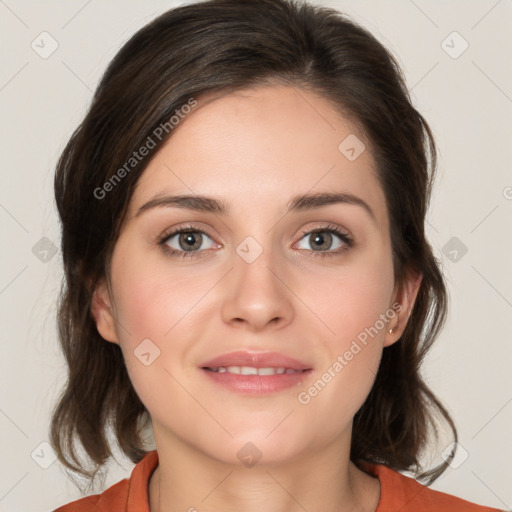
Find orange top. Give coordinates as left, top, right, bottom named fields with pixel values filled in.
left=54, top=450, right=502, bottom=512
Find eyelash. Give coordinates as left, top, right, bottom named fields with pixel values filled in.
left=157, top=222, right=353, bottom=259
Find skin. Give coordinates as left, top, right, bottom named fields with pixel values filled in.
left=92, top=84, right=422, bottom=512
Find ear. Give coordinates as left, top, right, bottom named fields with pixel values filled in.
left=91, top=278, right=119, bottom=344
left=384, top=270, right=422, bottom=347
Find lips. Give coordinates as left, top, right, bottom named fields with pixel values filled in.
left=200, top=350, right=312, bottom=372
left=200, top=350, right=313, bottom=394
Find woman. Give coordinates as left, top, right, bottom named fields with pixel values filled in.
left=50, top=0, right=502, bottom=510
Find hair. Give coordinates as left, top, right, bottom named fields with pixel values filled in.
left=50, top=0, right=457, bottom=492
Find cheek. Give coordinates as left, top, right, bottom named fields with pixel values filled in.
left=108, top=246, right=215, bottom=391
left=310, top=247, right=395, bottom=348
left=108, top=257, right=197, bottom=421
left=298, top=248, right=394, bottom=408
left=111, top=247, right=203, bottom=344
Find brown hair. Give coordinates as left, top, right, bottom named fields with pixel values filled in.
left=50, top=0, right=456, bottom=492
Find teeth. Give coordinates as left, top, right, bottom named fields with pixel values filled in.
left=208, top=366, right=302, bottom=375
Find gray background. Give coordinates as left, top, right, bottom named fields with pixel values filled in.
left=0, top=0, right=511, bottom=511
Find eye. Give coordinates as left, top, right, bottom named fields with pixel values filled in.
left=294, top=223, right=353, bottom=258
left=158, top=225, right=217, bottom=259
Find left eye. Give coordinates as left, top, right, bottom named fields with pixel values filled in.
left=295, top=228, right=351, bottom=253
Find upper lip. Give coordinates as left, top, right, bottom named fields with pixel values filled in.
left=201, top=351, right=312, bottom=370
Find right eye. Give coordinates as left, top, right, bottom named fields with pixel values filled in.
left=158, top=226, right=218, bottom=259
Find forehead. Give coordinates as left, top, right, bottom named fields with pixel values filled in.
left=128, top=84, right=388, bottom=227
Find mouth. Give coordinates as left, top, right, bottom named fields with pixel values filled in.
left=203, top=366, right=308, bottom=375
left=199, top=351, right=313, bottom=394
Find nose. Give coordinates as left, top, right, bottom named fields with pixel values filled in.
left=220, top=241, right=294, bottom=332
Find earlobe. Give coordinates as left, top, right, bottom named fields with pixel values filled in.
left=384, top=270, right=423, bottom=347
left=91, top=279, right=119, bottom=344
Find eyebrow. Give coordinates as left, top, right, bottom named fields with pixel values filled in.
left=136, top=191, right=376, bottom=223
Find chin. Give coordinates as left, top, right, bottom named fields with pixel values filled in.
left=194, top=424, right=314, bottom=468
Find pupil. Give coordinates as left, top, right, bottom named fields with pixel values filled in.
left=313, top=232, right=330, bottom=250
left=181, top=232, right=200, bottom=250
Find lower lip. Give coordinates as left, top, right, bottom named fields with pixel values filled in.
left=201, top=368, right=313, bottom=394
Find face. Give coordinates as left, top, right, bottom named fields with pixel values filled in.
left=93, top=84, right=420, bottom=466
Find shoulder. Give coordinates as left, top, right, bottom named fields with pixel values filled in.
left=53, top=451, right=159, bottom=512
left=366, top=463, right=503, bottom=512
left=53, top=478, right=129, bottom=512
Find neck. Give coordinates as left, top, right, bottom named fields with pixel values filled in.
left=148, top=432, right=380, bottom=512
